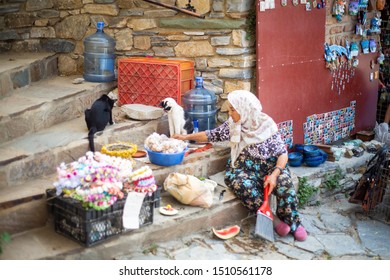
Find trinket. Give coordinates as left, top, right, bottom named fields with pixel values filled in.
left=332, top=0, right=346, bottom=22
left=361, top=39, right=369, bottom=54
left=348, top=0, right=359, bottom=15
left=370, top=39, right=376, bottom=52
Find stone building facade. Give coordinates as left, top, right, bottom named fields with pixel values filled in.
left=0, top=0, right=256, bottom=122
left=0, top=0, right=382, bottom=122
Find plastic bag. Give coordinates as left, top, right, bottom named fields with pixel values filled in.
left=374, top=122, right=390, bottom=145
left=163, top=173, right=216, bottom=208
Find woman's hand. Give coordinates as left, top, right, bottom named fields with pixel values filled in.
left=264, top=174, right=277, bottom=196
left=172, top=134, right=186, bottom=141
left=173, top=131, right=208, bottom=143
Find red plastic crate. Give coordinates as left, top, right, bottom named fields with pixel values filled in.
left=118, top=57, right=194, bottom=106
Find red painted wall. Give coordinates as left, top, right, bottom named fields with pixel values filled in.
left=256, top=4, right=379, bottom=144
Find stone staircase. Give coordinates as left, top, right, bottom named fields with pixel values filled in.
left=0, top=52, right=231, bottom=235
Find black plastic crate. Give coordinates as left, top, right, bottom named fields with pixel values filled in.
left=53, top=191, right=159, bottom=247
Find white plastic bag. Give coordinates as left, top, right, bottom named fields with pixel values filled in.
left=163, top=173, right=216, bottom=208
left=374, top=122, right=390, bottom=145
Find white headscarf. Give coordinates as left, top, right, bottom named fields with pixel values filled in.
left=227, top=90, right=278, bottom=166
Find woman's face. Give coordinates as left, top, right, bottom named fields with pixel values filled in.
left=227, top=102, right=241, bottom=123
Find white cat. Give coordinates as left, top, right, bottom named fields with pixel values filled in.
left=160, top=97, right=193, bottom=137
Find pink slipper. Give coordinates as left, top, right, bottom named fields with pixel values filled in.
left=293, top=225, right=307, bottom=241
left=274, top=221, right=291, bottom=237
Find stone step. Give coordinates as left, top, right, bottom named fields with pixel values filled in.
left=0, top=52, right=58, bottom=99
left=0, top=186, right=245, bottom=260
left=0, top=75, right=117, bottom=144
left=0, top=113, right=147, bottom=189
left=0, top=142, right=230, bottom=234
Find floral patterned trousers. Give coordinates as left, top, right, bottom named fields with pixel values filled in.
left=224, top=154, right=302, bottom=232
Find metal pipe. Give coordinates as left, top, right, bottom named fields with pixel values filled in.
left=141, top=0, right=205, bottom=19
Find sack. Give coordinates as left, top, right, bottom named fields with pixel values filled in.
left=349, top=145, right=388, bottom=211
left=163, top=173, right=216, bottom=208
left=374, top=122, right=390, bottom=145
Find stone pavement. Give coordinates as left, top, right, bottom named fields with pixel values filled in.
left=40, top=168, right=390, bottom=261
left=105, top=194, right=390, bottom=260
left=1, top=142, right=389, bottom=260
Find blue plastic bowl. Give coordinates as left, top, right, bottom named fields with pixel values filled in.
left=319, top=149, right=328, bottom=163
left=303, top=145, right=321, bottom=157
left=289, top=159, right=303, bottom=167
left=294, top=144, right=305, bottom=153
left=288, top=152, right=304, bottom=167
left=289, top=152, right=303, bottom=161
left=304, top=155, right=323, bottom=167
left=145, top=147, right=187, bottom=166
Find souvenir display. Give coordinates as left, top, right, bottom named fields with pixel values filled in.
left=277, top=120, right=294, bottom=149
left=358, top=0, right=369, bottom=8
left=361, top=39, right=370, bottom=54
left=348, top=0, right=359, bottom=15
left=53, top=151, right=135, bottom=210
left=331, top=61, right=356, bottom=95
left=303, top=101, right=356, bottom=144
left=125, top=166, right=158, bottom=193
left=369, top=14, right=381, bottom=34
left=369, top=39, right=377, bottom=53
left=324, top=40, right=360, bottom=94
left=350, top=42, right=359, bottom=57
left=377, top=51, right=385, bottom=64
left=332, top=0, right=346, bottom=22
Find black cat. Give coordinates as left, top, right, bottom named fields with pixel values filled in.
left=84, top=94, right=116, bottom=152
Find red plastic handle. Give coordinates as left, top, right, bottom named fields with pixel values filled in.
left=257, top=176, right=273, bottom=219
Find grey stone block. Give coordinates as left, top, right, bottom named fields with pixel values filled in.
left=121, top=104, right=164, bottom=120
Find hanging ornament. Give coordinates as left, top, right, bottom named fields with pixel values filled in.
left=369, top=39, right=377, bottom=53
left=358, top=0, right=369, bottom=9
left=332, top=0, right=346, bottom=22
left=348, top=0, right=359, bottom=15
left=361, top=39, right=370, bottom=54
left=369, top=13, right=381, bottom=34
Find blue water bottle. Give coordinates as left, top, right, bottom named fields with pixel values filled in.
left=83, top=22, right=116, bottom=82
left=182, top=77, right=217, bottom=131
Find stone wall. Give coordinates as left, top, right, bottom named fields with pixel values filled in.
left=0, top=0, right=256, bottom=122
left=0, top=1, right=382, bottom=122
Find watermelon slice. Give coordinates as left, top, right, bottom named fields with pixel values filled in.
left=212, top=225, right=240, bottom=240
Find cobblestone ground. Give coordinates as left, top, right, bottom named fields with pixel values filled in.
left=114, top=195, right=390, bottom=261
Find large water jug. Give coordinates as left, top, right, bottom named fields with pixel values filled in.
left=182, top=77, right=217, bottom=132
left=83, top=22, right=116, bottom=82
